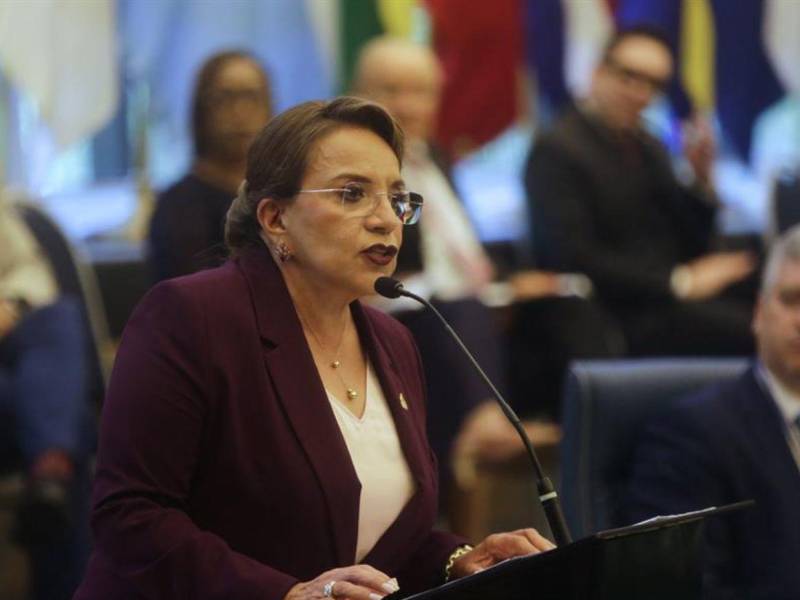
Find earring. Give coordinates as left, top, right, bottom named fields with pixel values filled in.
left=276, top=242, right=292, bottom=262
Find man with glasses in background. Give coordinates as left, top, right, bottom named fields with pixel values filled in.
left=524, top=26, right=757, bottom=358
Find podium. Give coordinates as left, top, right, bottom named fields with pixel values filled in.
left=395, top=503, right=752, bottom=600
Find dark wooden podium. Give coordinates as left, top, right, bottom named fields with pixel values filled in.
left=393, top=503, right=752, bottom=600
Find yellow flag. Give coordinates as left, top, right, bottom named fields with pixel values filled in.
left=377, top=0, right=417, bottom=38
left=680, top=0, right=716, bottom=111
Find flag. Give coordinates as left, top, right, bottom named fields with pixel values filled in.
left=710, top=0, right=784, bottom=159
left=562, top=0, right=615, bottom=99
left=339, top=0, right=384, bottom=92
left=377, top=0, right=417, bottom=37
left=527, top=0, right=631, bottom=119
left=0, top=0, right=118, bottom=148
left=525, top=0, right=571, bottom=115
left=305, top=0, right=341, bottom=93
left=427, top=0, right=524, bottom=158
left=680, top=0, right=715, bottom=112
left=764, top=0, right=800, bottom=95
left=335, top=0, right=422, bottom=92
left=619, top=0, right=785, bottom=159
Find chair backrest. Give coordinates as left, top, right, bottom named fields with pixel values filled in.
left=770, top=167, right=800, bottom=237
left=13, top=202, right=111, bottom=407
left=560, top=358, right=748, bottom=539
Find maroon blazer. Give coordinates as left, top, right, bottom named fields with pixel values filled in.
left=74, top=244, right=464, bottom=599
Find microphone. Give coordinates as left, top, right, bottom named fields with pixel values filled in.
left=374, top=276, right=572, bottom=546
left=374, top=276, right=405, bottom=299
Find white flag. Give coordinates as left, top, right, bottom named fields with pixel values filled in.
left=764, top=0, right=800, bottom=95
left=0, top=0, right=118, bottom=148
left=563, top=0, right=615, bottom=99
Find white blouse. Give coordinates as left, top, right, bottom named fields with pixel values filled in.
left=327, top=362, right=416, bottom=562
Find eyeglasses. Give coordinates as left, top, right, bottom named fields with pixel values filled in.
left=605, top=59, right=670, bottom=95
left=298, top=183, right=424, bottom=225
left=206, top=87, right=267, bottom=108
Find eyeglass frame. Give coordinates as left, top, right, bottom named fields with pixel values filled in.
left=297, top=186, right=424, bottom=225
left=205, top=87, right=268, bottom=108
left=603, top=57, right=671, bottom=95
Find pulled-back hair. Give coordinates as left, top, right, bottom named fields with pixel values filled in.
left=224, top=96, right=405, bottom=252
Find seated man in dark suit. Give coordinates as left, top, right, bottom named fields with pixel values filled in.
left=524, top=26, right=756, bottom=356
left=149, top=50, right=271, bottom=282
left=626, top=224, right=800, bottom=599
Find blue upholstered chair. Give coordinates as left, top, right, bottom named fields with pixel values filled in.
left=560, top=358, right=748, bottom=539
left=3, top=201, right=110, bottom=599
left=14, top=201, right=111, bottom=406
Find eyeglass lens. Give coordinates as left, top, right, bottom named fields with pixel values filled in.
left=340, top=184, right=422, bottom=225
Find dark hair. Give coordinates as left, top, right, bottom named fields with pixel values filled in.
left=191, top=50, right=271, bottom=158
left=601, top=25, right=673, bottom=64
left=224, top=96, right=405, bottom=252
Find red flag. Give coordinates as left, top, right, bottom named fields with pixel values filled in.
left=427, top=0, right=523, bottom=158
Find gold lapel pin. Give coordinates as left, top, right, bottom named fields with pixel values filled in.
left=398, top=393, right=409, bottom=410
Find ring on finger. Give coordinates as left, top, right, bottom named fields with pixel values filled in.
left=323, top=580, right=337, bottom=598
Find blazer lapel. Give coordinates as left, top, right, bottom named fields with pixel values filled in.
left=352, top=303, right=430, bottom=490
left=236, top=246, right=360, bottom=565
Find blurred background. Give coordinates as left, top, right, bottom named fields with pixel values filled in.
left=1, top=1, right=799, bottom=598
left=1, top=0, right=797, bottom=244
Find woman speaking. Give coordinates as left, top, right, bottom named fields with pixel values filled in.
left=75, top=97, right=553, bottom=600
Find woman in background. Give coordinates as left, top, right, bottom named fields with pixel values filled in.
left=149, top=50, right=272, bottom=281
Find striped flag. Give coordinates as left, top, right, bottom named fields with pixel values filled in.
left=618, top=0, right=785, bottom=160
left=336, top=0, right=421, bottom=92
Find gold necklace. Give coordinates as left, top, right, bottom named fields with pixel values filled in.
left=299, top=314, right=360, bottom=401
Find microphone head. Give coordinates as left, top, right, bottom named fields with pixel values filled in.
left=374, top=276, right=404, bottom=299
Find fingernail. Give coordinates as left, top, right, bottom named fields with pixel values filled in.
left=370, top=594, right=385, bottom=600
left=382, top=578, right=400, bottom=593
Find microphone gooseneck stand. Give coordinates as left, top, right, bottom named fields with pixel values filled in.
left=374, top=277, right=572, bottom=546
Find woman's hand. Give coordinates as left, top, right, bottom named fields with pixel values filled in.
left=449, top=529, right=556, bottom=580
left=284, top=564, right=400, bottom=600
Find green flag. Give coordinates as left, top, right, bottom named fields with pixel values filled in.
left=339, top=0, right=384, bottom=92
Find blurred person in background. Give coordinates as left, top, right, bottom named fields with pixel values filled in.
left=0, top=192, right=93, bottom=600
left=353, top=37, right=561, bottom=498
left=355, top=36, right=619, bottom=426
left=75, top=97, right=555, bottom=600
left=148, top=50, right=272, bottom=282
left=627, top=224, right=800, bottom=598
left=524, top=26, right=757, bottom=359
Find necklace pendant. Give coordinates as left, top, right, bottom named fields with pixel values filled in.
left=346, top=388, right=358, bottom=401
left=331, top=360, right=341, bottom=369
